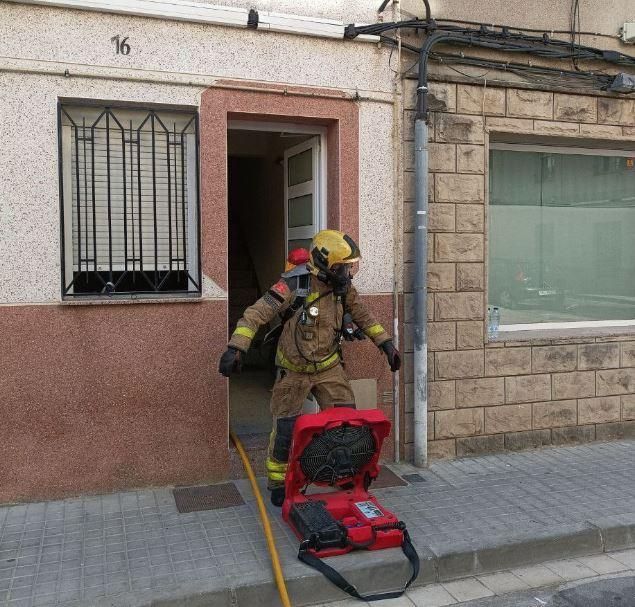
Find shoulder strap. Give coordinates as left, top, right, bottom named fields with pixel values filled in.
left=298, top=529, right=420, bottom=602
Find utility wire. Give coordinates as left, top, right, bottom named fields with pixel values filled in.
left=349, top=21, right=635, bottom=67
left=433, top=17, right=618, bottom=40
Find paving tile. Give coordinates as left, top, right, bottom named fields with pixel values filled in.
left=577, top=554, right=629, bottom=574
left=367, top=596, right=414, bottom=606
left=544, top=559, right=598, bottom=581
left=442, top=578, right=495, bottom=602
left=476, top=571, right=530, bottom=594
left=407, top=583, right=457, bottom=606
left=8, top=585, right=32, bottom=600
left=609, top=548, right=635, bottom=569
left=510, top=564, right=565, bottom=588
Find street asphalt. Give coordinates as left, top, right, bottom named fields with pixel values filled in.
left=456, top=574, right=635, bottom=607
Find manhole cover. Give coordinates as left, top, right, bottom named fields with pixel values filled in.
left=173, top=483, right=244, bottom=513
left=371, top=466, right=408, bottom=489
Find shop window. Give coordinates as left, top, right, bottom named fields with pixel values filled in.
left=59, top=104, right=200, bottom=297
left=489, top=143, right=635, bottom=329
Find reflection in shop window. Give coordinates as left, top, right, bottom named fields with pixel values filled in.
left=488, top=145, right=635, bottom=327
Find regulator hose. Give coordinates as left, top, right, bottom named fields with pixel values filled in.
left=230, top=430, right=292, bottom=607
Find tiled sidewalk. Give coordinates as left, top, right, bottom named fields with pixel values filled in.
left=0, top=439, right=634, bottom=606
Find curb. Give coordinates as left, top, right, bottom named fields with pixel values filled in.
left=92, top=517, right=635, bottom=607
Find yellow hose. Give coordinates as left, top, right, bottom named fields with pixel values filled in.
left=230, top=430, right=292, bottom=607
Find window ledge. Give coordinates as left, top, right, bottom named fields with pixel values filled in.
left=494, top=324, right=635, bottom=344
left=60, top=293, right=205, bottom=306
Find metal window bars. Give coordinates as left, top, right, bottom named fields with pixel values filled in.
left=59, top=105, right=201, bottom=297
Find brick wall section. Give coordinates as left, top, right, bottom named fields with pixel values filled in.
left=402, top=79, right=635, bottom=460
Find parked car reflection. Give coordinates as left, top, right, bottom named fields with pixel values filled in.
left=490, top=260, right=565, bottom=310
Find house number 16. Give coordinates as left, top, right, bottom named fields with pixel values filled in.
left=111, top=35, right=131, bottom=55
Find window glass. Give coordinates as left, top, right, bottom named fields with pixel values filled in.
left=489, top=148, right=635, bottom=325
left=288, top=194, right=313, bottom=228
left=288, top=148, right=312, bottom=186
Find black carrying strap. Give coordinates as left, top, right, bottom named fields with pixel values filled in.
left=298, top=528, right=420, bottom=602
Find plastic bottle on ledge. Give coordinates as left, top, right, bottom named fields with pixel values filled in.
left=487, top=306, right=500, bottom=340
left=491, top=306, right=500, bottom=339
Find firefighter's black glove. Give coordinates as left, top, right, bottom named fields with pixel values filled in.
left=218, top=347, right=242, bottom=377
left=380, top=340, right=401, bottom=372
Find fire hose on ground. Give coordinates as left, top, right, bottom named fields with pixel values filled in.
left=230, top=430, right=292, bottom=607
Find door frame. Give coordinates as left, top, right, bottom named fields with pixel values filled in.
left=227, top=120, right=328, bottom=242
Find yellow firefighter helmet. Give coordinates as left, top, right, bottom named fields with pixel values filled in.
left=309, top=230, right=361, bottom=274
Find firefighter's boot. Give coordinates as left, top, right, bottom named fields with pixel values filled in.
left=266, top=415, right=298, bottom=507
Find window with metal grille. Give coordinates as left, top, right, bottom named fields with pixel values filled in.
left=59, top=104, right=200, bottom=297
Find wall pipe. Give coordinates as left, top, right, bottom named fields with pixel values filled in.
left=412, top=31, right=453, bottom=468
left=412, top=111, right=429, bottom=468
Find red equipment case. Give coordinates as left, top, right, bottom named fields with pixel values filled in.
left=282, top=407, right=419, bottom=601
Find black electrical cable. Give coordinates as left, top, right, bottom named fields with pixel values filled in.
left=433, top=17, right=618, bottom=39
left=378, top=34, right=618, bottom=91
left=430, top=52, right=614, bottom=90
left=421, top=0, right=431, bottom=22
left=411, top=28, right=635, bottom=118
left=379, top=35, right=420, bottom=54
left=570, top=0, right=582, bottom=70
left=353, top=20, right=635, bottom=66
left=355, top=16, right=635, bottom=118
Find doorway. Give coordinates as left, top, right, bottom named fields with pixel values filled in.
left=227, top=122, right=326, bottom=437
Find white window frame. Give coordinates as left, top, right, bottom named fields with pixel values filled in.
left=489, top=141, right=635, bottom=333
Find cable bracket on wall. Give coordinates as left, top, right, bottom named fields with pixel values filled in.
left=247, top=9, right=259, bottom=29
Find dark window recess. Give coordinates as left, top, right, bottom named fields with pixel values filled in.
left=59, top=104, right=201, bottom=297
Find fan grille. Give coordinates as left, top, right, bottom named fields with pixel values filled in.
left=299, top=423, right=376, bottom=485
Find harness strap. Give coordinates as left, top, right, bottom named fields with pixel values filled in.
left=298, top=528, right=420, bottom=602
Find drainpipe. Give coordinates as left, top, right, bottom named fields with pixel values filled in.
left=412, top=31, right=460, bottom=467
left=412, top=30, right=462, bottom=468
left=412, top=110, right=429, bottom=468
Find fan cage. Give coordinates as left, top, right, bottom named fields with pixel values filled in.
left=299, top=423, right=377, bottom=485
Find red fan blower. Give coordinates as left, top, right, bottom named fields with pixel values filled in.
left=282, top=407, right=420, bottom=602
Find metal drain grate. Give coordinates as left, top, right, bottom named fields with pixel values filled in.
left=371, top=466, right=408, bottom=489
left=173, top=483, right=244, bottom=513
left=402, top=473, right=427, bottom=483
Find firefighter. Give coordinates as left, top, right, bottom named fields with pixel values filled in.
left=218, top=230, right=401, bottom=506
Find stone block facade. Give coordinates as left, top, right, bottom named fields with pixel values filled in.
left=402, top=80, right=635, bottom=460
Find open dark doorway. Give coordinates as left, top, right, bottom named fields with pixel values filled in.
left=227, top=125, right=324, bottom=438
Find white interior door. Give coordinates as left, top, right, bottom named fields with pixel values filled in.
left=284, top=136, right=323, bottom=414
left=284, top=136, right=322, bottom=256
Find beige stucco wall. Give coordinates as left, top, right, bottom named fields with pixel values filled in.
left=0, top=2, right=395, bottom=304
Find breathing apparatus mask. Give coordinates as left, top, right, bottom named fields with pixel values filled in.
left=313, top=255, right=353, bottom=296
left=328, top=263, right=353, bottom=296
